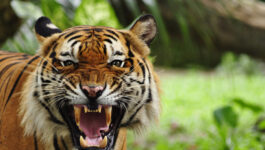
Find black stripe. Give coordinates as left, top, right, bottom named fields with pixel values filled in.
left=80, top=41, right=88, bottom=55
left=58, top=33, right=66, bottom=39
left=110, top=77, right=118, bottom=88
left=94, top=28, right=103, bottom=32
left=34, top=131, right=39, bottom=150
left=67, top=77, right=76, bottom=88
left=50, top=51, right=56, bottom=58
left=121, top=104, right=144, bottom=127
left=38, top=100, right=64, bottom=125
left=96, top=41, right=101, bottom=47
left=87, top=34, right=92, bottom=39
left=94, top=34, right=100, bottom=38
left=46, top=41, right=57, bottom=54
left=1, top=71, right=14, bottom=102
left=18, top=56, right=30, bottom=60
left=117, top=99, right=129, bottom=108
left=143, top=59, right=153, bottom=103
left=103, top=45, right=107, bottom=55
left=106, top=29, right=119, bottom=38
left=114, top=51, right=123, bottom=56
left=61, top=137, right=69, bottom=150
left=125, top=58, right=134, bottom=73
left=0, top=62, right=19, bottom=79
left=53, top=134, right=60, bottom=150
left=33, top=91, right=39, bottom=97
left=43, top=97, right=51, bottom=102
left=107, top=82, right=122, bottom=96
left=82, top=29, right=91, bottom=32
left=129, top=77, right=145, bottom=84
left=65, top=83, right=78, bottom=95
left=0, top=55, right=20, bottom=63
left=64, top=31, right=79, bottom=39
left=71, top=40, right=78, bottom=47
left=53, top=43, right=58, bottom=51
left=60, top=52, right=70, bottom=57
left=41, top=78, right=51, bottom=83
left=126, top=40, right=134, bottom=57
left=103, top=34, right=117, bottom=41
left=139, top=60, right=146, bottom=95
left=138, top=60, right=146, bottom=78
left=146, top=88, right=152, bottom=103
left=40, top=61, right=49, bottom=83
left=143, top=59, right=151, bottom=82
left=121, top=120, right=140, bottom=128
left=68, top=35, right=82, bottom=43
left=78, top=45, right=83, bottom=53
left=103, top=39, right=112, bottom=44
left=4, top=56, right=40, bottom=109
left=128, top=61, right=146, bottom=84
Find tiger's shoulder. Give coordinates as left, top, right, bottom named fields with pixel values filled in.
left=0, top=50, right=43, bottom=149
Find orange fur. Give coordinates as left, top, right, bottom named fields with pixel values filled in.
left=0, top=15, right=159, bottom=150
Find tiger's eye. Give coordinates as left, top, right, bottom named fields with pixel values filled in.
left=110, top=60, right=124, bottom=67
left=62, top=60, right=74, bottom=66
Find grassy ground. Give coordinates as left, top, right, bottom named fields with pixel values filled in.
left=127, top=69, right=265, bottom=150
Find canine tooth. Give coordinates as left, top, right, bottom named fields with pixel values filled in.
left=99, top=136, right=107, bottom=148
left=105, top=106, right=112, bottom=126
left=80, top=136, right=88, bottom=148
left=84, top=106, right=89, bottom=113
left=98, top=105, right=102, bottom=113
left=74, top=106, right=81, bottom=126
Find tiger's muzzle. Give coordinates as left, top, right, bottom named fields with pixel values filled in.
left=60, top=83, right=125, bottom=150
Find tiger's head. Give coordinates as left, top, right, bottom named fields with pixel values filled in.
left=20, top=15, right=160, bottom=150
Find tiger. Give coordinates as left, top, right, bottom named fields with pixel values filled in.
left=0, top=14, right=160, bottom=150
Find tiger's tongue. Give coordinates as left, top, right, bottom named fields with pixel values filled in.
left=80, top=110, right=108, bottom=144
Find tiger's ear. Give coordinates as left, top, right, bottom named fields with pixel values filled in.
left=35, top=16, right=62, bottom=43
left=129, top=15, right=157, bottom=45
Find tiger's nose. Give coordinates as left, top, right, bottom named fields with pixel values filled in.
left=82, top=85, right=104, bottom=99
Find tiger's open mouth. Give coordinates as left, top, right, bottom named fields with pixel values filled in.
left=61, top=104, right=125, bottom=150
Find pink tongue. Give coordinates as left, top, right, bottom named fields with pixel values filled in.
left=79, top=109, right=108, bottom=141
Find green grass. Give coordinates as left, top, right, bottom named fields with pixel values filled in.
left=127, top=70, right=265, bottom=150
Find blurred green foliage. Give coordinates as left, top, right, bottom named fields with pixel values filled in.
left=74, top=0, right=120, bottom=28
left=127, top=71, right=265, bottom=150
left=2, top=0, right=120, bottom=54
left=146, top=0, right=217, bottom=68
left=216, top=52, right=265, bottom=76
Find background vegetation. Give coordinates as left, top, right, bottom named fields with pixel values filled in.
left=1, top=0, right=265, bottom=149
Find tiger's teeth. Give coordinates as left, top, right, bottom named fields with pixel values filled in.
left=99, top=136, right=108, bottom=148
left=98, top=105, right=102, bottom=113
left=105, top=106, right=112, bottom=126
left=84, top=106, right=89, bottom=113
left=80, top=136, right=87, bottom=148
left=74, top=106, right=81, bottom=126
